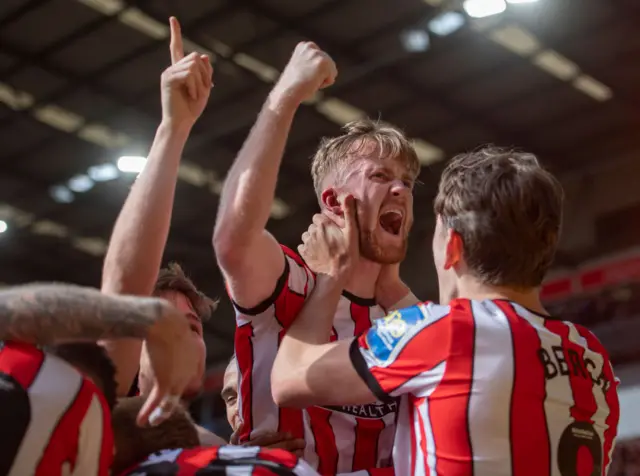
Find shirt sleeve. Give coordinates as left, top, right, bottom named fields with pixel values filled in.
left=228, top=245, right=316, bottom=329
left=349, top=302, right=451, bottom=400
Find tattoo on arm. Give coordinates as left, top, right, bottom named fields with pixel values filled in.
left=0, top=283, right=164, bottom=345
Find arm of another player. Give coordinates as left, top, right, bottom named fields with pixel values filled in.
left=213, top=42, right=337, bottom=310
left=271, top=195, right=376, bottom=406
left=101, top=17, right=213, bottom=396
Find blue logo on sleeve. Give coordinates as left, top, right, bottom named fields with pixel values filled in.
left=365, top=305, right=425, bottom=363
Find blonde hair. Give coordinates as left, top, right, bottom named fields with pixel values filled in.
left=310, top=118, right=420, bottom=197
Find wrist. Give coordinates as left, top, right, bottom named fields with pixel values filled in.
left=267, top=86, right=302, bottom=114
left=147, top=301, right=188, bottom=342
left=157, top=119, right=193, bottom=139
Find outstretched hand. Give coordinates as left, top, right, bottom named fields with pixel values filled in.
left=160, top=17, right=213, bottom=128
left=298, top=195, right=360, bottom=283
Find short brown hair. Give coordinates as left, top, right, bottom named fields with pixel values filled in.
left=111, top=396, right=199, bottom=473
left=311, top=118, right=420, bottom=197
left=154, top=263, right=218, bottom=320
left=433, top=146, right=563, bottom=288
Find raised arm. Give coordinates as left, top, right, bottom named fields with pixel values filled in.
left=101, top=17, right=212, bottom=394
left=213, top=42, right=337, bottom=309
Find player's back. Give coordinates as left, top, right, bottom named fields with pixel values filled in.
left=118, top=445, right=320, bottom=475
left=356, top=299, right=620, bottom=476
left=0, top=341, right=113, bottom=476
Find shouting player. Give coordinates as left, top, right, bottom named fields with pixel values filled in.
left=271, top=147, right=620, bottom=476
left=213, top=42, right=419, bottom=473
left=0, top=282, right=196, bottom=475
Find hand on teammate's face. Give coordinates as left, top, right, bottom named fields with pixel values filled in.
left=299, top=195, right=360, bottom=283
left=234, top=431, right=306, bottom=457
left=160, top=17, right=213, bottom=129
left=272, top=41, right=337, bottom=106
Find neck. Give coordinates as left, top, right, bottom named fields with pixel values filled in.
left=344, top=257, right=381, bottom=299
left=456, top=276, right=547, bottom=315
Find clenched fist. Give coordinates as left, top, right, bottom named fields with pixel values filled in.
left=272, top=42, right=337, bottom=106
left=160, top=17, right=213, bottom=129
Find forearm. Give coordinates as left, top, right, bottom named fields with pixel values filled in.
left=102, top=122, right=191, bottom=296
left=214, top=93, right=298, bottom=255
left=0, top=283, right=165, bottom=345
left=274, top=274, right=344, bottom=373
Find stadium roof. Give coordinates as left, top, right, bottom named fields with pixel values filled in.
left=0, top=0, right=637, bottom=362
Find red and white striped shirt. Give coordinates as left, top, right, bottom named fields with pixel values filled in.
left=0, top=341, right=113, bottom=476
left=232, top=246, right=396, bottom=474
left=119, top=445, right=319, bottom=475
left=350, top=299, right=620, bottom=476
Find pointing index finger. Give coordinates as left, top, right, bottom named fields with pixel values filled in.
left=169, top=16, right=184, bottom=64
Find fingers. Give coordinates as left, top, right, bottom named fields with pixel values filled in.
left=137, top=386, right=181, bottom=427
left=169, top=17, right=184, bottom=65
left=341, top=194, right=359, bottom=246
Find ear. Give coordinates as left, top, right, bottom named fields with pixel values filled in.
left=320, top=188, right=343, bottom=216
left=444, top=229, right=463, bottom=270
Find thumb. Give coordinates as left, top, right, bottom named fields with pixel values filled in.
left=342, top=195, right=359, bottom=247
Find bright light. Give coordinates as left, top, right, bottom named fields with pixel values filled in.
left=68, top=174, right=94, bottom=193
left=463, top=0, right=507, bottom=18
left=117, top=156, right=147, bottom=174
left=50, top=185, right=74, bottom=204
left=428, top=11, right=466, bottom=36
left=507, top=0, right=538, bottom=3
left=88, top=163, right=119, bottom=182
left=400, top=29, right=430, bottom=53
left=0, top=221, right=7, bottom=233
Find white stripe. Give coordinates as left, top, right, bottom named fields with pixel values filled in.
left=302, top=409, right=319, bottom=470
left=218, top=445, right=260, bottom=459
left=392, top=397, right=412, bottom=476
left=467, top=301, right=514, bottom=474
left=420, top=398, right=436, bottom=474
left=333, top=412, right=356, bottom=474
left=9, top=354, right=83, bottom=476
left=71, top=393, right=104, bottom=476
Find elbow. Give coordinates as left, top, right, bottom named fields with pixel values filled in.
left=212, top=228, right=241, bottom=269
left=271, top=380, right=309, bottom=409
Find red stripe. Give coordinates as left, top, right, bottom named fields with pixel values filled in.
left=574, top=327, right=620, bottom=474
left=352, top=417, right=385, bottom=471
left=257, top=448, right=298, bottom=469
left=428, top=300, right=474, bottom=475
left=307, top=406, right=338, bottom=475
left=0, top=342, right=44, bottom=388
left=350, top=301, right=371, bottom=337
left=36, top=378, right=94, bottom=474
left=96, top=389, right=114, bottom=476
left=544, top=321, right=598, bottom=422
left=276, top=331, right=304, bottom=439
left=496, top=301, right=550, bottom=476
left=180, top=447, right=218, bottom=475
left=235, top=323, right=254, bottom=442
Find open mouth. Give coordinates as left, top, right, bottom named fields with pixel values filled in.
left=379, top=210, right=403, bottom=236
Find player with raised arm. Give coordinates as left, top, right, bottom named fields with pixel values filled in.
left=0, top=282, right=197, bottom=475
left=213, top=42, right=420, bottom=474
left=271, top=147, right=620, bottom=476
left=99, top=17, right=230, bottom=447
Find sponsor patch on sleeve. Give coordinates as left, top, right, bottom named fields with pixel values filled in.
left=364, top=305, right=425, bottom=364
